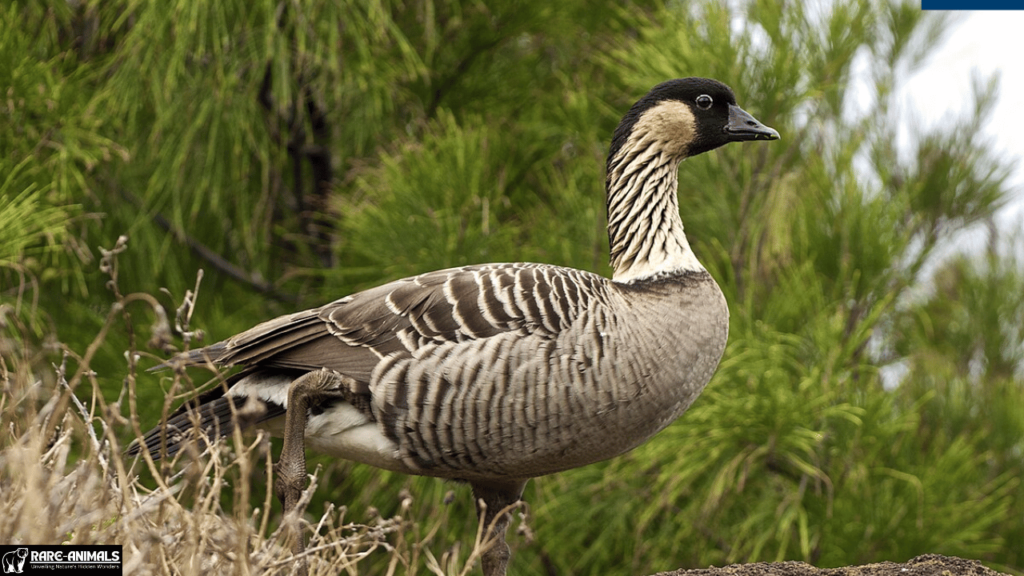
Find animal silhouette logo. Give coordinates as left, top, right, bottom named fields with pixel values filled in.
left=1, top=548, right=28, bottom=574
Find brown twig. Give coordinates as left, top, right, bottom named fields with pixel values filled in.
left=118, top=187, right=297, bottom=303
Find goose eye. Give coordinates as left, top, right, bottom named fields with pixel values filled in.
left=695, top=94, right=713, bottom=110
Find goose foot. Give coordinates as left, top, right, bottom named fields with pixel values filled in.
left=274, top=369, right=345, bottom=576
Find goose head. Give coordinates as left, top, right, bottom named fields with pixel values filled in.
left=608, top=77, right=779, bottom=170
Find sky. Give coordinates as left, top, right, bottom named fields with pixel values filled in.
left=900, top=10, right=1024, bottom=229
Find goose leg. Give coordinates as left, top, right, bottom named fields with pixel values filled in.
left=470, top=479, right=527, bottom=576
left=274, top=369, right=344, bottom=576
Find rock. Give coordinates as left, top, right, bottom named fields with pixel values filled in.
left=651, top=555, right=1008, bottom=576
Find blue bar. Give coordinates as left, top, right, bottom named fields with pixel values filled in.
left=923, top=0, right=1024, bottom=8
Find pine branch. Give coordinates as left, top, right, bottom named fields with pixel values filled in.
left=118, top=187, right=297, bottom=303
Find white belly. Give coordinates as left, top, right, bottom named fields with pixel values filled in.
left=230, top=373, right=409, bottom=474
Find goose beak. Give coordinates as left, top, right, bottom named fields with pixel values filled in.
left=725, top=104, right=780, bottom=141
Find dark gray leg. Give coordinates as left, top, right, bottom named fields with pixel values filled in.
left=274, top=369, right=345, bottom=576
left=470, top=479, right=528, bottom=576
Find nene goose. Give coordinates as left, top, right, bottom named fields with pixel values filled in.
left=130, top=77, right=778, bottom=576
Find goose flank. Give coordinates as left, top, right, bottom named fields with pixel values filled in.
left=129, top=77, right=780, bottom=576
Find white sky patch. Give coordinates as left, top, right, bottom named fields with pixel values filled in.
left=872, top=11, right=1024, bottom=389
left=900, top=11, right=1024, bottom=231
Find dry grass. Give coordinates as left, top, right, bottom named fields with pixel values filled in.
left=0, top=367, right=500, bottom=575
left=0, top=242, right=518, bottom=575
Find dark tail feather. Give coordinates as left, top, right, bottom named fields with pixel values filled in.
left=126, top=393, right=286, bottom=459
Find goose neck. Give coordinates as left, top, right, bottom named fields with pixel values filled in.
left=605, top=150, right=702, bottom=283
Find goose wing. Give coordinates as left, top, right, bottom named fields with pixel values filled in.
left=166, top=262, right=603, bottom=390
left=137, top=262, right=605, bottom=459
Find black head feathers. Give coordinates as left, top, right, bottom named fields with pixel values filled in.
left=608, top=78, right=777, bottom=168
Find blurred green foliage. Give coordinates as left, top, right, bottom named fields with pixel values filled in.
left=2, top=0, right=1022, bottom=574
